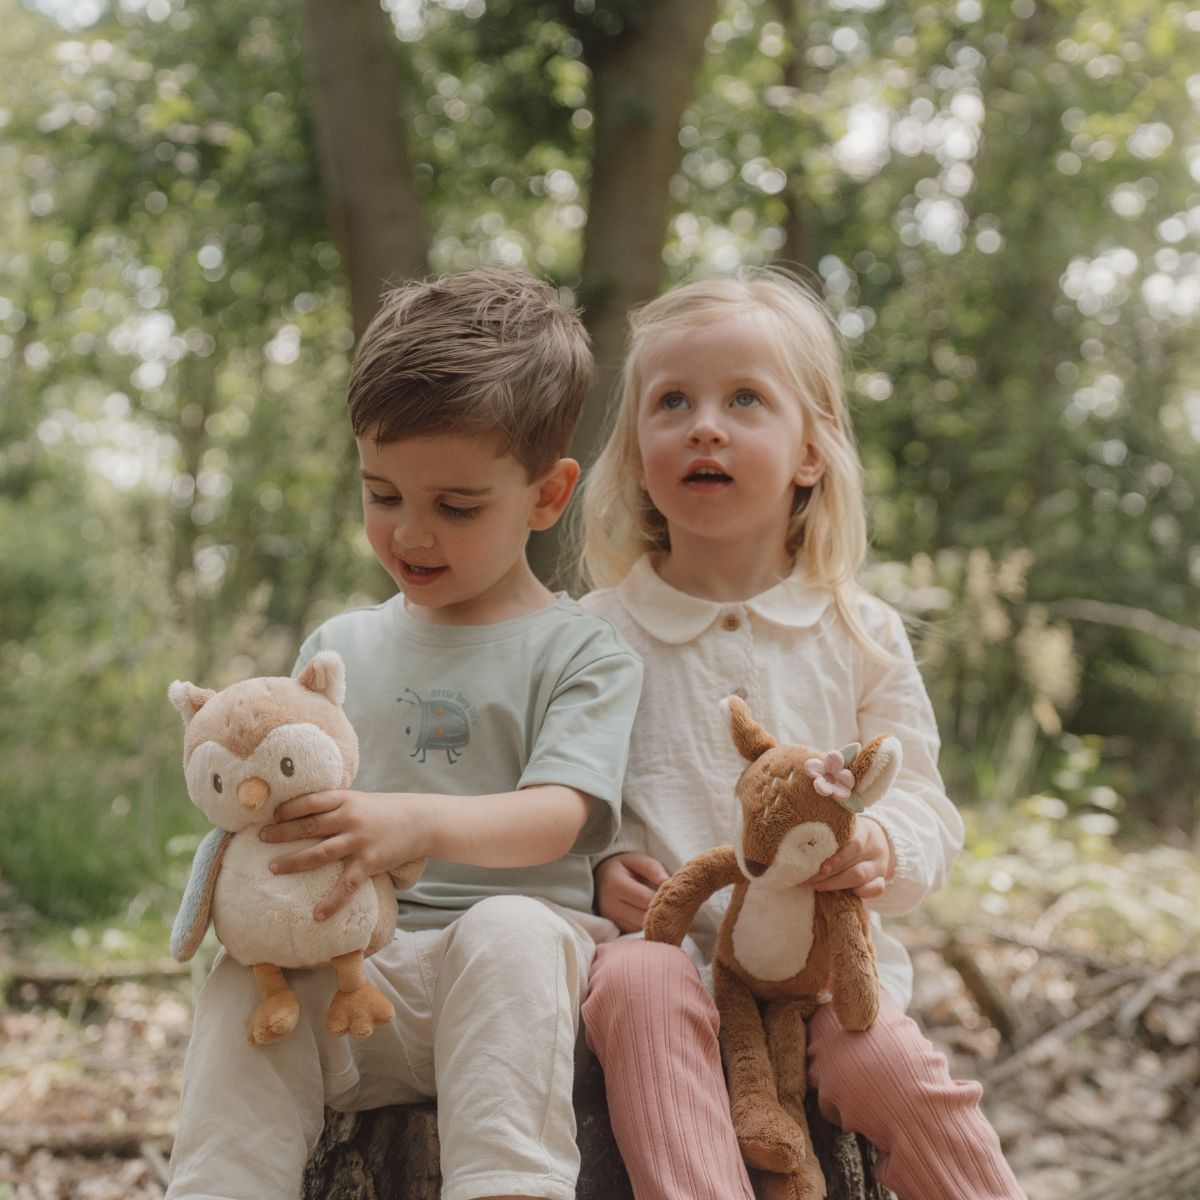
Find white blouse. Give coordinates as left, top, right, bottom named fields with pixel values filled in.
left=582, top=555, right=963, bottom=1009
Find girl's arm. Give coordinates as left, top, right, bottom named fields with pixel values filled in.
left=855, top=603, right=964, bottom=917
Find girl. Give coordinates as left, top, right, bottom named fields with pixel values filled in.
left=576, top=270, right=1025, bottom=1200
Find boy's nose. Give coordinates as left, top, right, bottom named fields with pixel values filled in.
left=393, top=523, right=435, bottom=551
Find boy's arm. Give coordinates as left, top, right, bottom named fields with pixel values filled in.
left=263, top=783, right=593, bottom=921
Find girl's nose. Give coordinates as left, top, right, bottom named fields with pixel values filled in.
left=686, top=417, right=728, bottom=448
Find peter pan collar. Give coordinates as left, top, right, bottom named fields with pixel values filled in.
left=616, top=555, right=832, bottom=645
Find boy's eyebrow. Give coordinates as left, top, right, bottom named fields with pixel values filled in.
left=360, top=470, right=493, bottom=497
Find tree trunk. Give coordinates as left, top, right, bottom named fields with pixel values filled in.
left=303, top=1034, right=892, bottom=1199
left=298, top=0, right=428, bottom=339
left=574, top=0, right=720, bottom=452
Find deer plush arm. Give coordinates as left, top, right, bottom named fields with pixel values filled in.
left=821, top=888, right=880, bottom=1031
left=644, top=846, right=744, bottom=947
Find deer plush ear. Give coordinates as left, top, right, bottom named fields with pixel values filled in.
left=849, top=735, right=902, bottom=806
left=168, top=681, right=215, bottom=727
left=721, top=695, right=777, bottom=762
left=297, top=650, right=346, bottom=706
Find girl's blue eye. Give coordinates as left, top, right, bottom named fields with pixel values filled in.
left=732, top=391, right=762, bottom=408
left=659, top=391, right=688, bottom=411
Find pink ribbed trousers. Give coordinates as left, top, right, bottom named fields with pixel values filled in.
left=582, top=939, right=1026, bottom=1200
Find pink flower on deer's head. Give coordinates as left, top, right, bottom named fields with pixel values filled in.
left=804, top=751, right=855, bottom=803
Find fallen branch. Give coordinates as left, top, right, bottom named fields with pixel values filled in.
left=1064, top=1131, right=1200, bottom=1200
left=940, top=934, right=1023, bottom=1046
left=1043, top=599, right=1200, bottom=653
left=1, top=957, right=189, bottom=995
left=983, top=979, right=1138, bottom=1087
left=0, top=1121, right=175, bottom=1159
left=1116, top=954, right=1200, bottom=1037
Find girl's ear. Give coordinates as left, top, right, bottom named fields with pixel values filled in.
left=793, top=441, right=824, bottom=488
left=721, top=695, right=776, bottom=762
left=851, top=735, right=902, bottom=805
left=529, top=457, right=581, bottom=531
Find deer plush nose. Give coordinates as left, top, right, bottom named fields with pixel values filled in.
left=238, top=776, right=271, bottom=811
left=744, top=858, right=767, bottom=877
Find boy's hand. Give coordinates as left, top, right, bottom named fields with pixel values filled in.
left=807, top=816, right=895, bottom=899
left=260, top=789, right=431, bottom=923
left=596, top=852, right=670, bottom=932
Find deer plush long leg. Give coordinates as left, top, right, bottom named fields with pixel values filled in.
left=247, top=963, right=301, bottom=1045
left=325, top=949, right=395, bottom=1038
left=762, top=1000, right=827, bottom=1200
left=714, top=960, right=805, bottom=1175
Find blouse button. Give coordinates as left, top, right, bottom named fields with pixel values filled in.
left=722, top=614, right=741, bottom=632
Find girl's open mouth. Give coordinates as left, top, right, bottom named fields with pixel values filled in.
left=684, top=467, right=733, bottom=489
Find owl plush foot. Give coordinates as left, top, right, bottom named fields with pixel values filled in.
left=325, top=949, right=395, bottom=1038
left=325, top=982, right=395, bottom=1037
left=247, top=964, right=301, bottom=1045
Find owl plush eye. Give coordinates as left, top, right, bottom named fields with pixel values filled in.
left=280, top=757, right=295, bottom=777
left=213, top=774, right=223, bottom=793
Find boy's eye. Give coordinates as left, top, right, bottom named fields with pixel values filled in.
left=438, top=503, right=480, bottom=520
left=731, top=390, right=763, bottom=408
left=367, top=491, right=400, bottom=506
left=658, top=391, right=688, bottom=411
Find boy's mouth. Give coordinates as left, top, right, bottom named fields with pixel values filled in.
left=398, top=558, right=449, bottom=587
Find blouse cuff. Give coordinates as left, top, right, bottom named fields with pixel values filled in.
left=859, top=808, right=929, bottom=916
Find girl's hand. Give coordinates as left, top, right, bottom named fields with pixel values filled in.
left=807, top=817, right=895, bottom=899
left=596, top=852, right=670, bottom=932
left=260, top=789, right=431, bottom=922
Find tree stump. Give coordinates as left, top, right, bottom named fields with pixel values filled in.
left=303, top=1035, right=893, bottom=1200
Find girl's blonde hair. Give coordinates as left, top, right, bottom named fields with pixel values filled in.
left=579, top=266, right=886, bottom=655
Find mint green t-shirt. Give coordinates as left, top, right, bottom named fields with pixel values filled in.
left=294, top=594, right=642, bottom=930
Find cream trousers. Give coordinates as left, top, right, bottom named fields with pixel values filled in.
left=167, top=895, right=596, bottom=1200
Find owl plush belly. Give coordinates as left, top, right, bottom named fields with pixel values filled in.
left=212, top=831, right=382, bottom=968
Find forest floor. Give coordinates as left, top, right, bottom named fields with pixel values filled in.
left=1, top=909, right=1198, bottom=1199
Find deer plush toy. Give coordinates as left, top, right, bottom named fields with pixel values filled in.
left=644, top=696, right=901, bottom=1200
left=168, top=651, right=425, bottom=1046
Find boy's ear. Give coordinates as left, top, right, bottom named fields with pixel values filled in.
left=528, top=457, right=581, bottom=531
left=793, top=442, right=824, bottom=488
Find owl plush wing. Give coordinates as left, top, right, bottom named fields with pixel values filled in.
left=171, top=827, right=234, bottom=962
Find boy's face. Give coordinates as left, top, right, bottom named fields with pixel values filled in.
left=358, top=431, right=575, bottom=624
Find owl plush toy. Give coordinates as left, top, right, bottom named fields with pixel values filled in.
left=169, top=651, right=424, bottom=1045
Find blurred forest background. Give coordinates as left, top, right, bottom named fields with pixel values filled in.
left=1, top=0, right=1198, bottom=1196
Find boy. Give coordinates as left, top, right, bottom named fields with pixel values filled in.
left=166, top=269, right=643, bottom=1200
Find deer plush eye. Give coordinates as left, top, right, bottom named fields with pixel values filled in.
left=213, top=774, right=223, bottom=794
left=280, top=757, right=295, bottom=777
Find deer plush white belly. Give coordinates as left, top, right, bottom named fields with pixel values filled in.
left=645, top=696, right=901, bottom=1200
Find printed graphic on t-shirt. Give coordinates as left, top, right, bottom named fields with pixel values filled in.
left=396, top=687, right=479, bottom=764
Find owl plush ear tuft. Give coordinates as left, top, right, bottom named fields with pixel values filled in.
left=168, top=681, right=215, bottom=726
left=297, top=650, right=346, bottom=707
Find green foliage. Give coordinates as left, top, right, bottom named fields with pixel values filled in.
left=1, top=0, right=1197, bottom=922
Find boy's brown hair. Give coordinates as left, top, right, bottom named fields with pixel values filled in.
left=347, top=268, right=593, bottom=478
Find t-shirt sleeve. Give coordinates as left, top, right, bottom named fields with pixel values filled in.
left=517, top=631, right=644, bottom=857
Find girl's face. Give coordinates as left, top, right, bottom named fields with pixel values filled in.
left=634, top=312, right=824, bottom=552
